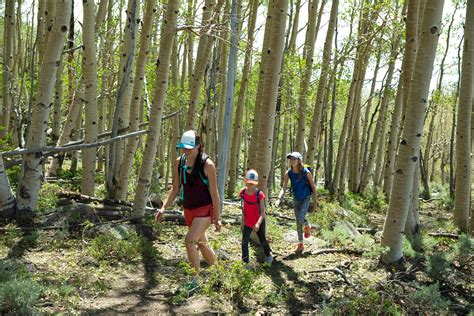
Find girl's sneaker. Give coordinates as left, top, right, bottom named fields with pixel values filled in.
left=304, top=224, right=312, bottom=238
left=264, top=255, right=273, bottom=264
left=294, top=243, right=304, bottom=254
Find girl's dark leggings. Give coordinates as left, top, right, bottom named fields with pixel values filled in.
left=242, top=219, right=272, bottom=263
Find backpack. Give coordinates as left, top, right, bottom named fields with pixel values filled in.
left=288, top=166, right=314, bottom=194
left=304, top=164, right=314, bottom=193
left=240, top=189, right=262, bottom=216
left=177, top=154, right=209, bottom=204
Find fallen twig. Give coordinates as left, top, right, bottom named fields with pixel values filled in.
left=309, top=267, right=354, bottom=286
left=428, top=232, right=459, bottom=239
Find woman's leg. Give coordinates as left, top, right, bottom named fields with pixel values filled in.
left=294, top=197, right=310, bottom=242
left=198, top=230, right=216, bottom=266
left=293, top=200, right=304, bottom=242
left=185, top=216, right=211, bottom=274
left=242, top=226, right=252, bottom=263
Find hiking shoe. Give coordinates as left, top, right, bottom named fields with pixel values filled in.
left=184, top=277, right=200, bottom=293
left=304, top=224, right=312, bottom=238
left=294, top=243, right=304, bottom=254
left=264, top=255, right=273, bottom=264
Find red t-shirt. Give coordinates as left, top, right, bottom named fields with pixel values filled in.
left=240, top=189, right=265, bottom=227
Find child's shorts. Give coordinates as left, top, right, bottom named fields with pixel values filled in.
left=183, top=204, right=214, bottom=227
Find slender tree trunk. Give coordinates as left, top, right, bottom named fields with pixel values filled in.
left=384, top=0, right=419, bottom=198
left=110, top=0, right=140, bottom=195
left=16, top=0, right=72, bottom=220
left=115, top=0, right=157, bottom=200
left=81, top=0, right=99, bottom=196
left=304, top=0, right=339, bottom=166
left=295, top=0, right=320, bottom=153
left=253, top=0, right=288, bottom=194
left=0, top=154, right=16, bottom=220
left=217, top=0, right=239, bottom=202
left=1, top=0, right=15, bottom=140
left=360, top=35, right=401, bottom=192
left=381, top=0, right=444, bottom=264
left=185, top=0, right=225, bottom=130
left=454, top=0, right=474, bottom=233
left=132, top=0, right=181, bottom=218
left=107, top=0, right=138, bottom=197
left=228, top=0, right=257, bottom=196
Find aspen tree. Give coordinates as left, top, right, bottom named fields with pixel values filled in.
left=116, top=0, right=157, bottom=200
left=253, top=0, right=288, bottom=194
left=1, top=0, right=15, bottom=139
left=16, top=0, right=72, bottom=220
left=454, top=0, right=474, bottom=233
left=81, top=0, right=99, bottom=196
left=381, top=0, right=444, bottom=264
left=228, top=0, right=257, bottom=196
left=133, top=0, right=181, bottom=217
left=295, top=0, right=320, bottom=153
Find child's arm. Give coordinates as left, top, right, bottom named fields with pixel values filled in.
left=307, top=171, right=318, bottom=210
left=254, top=193, right=266, bottom=232
left=275, top=171, right=289, bottom=207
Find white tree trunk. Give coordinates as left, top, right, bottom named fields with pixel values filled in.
left=1, top=0, right=15, bottom=139
left=254, top=0, right=288, bottom=194
left=132, top=0, right=181, bottom=217
left=381, top=0, right=444, bottom=264
left=454, top=0, right=474, bottom=233
left=16, top=0, right=72, bottom=217
left=81, top=0, right=99, bottom=196
left=116, top=0, right=157, bottom=200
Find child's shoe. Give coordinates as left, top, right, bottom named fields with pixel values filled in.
left=304, top=223, right=312, bottom=238
left=294, top=242, right=304, bottom=254
left=264, top=255, right=273, bottom=264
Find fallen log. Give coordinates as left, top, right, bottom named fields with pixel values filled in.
left=428, top=232, right=459, bottom=239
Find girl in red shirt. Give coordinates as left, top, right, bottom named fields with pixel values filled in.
left=240, top=169, right=273, bottom=265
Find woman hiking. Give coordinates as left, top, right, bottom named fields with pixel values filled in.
left=275, top=152, right=317, bottom=254
left=155, top=130, right=222, bottom=290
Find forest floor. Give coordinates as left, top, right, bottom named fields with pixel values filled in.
left=0, top=189, right=473, bottom=314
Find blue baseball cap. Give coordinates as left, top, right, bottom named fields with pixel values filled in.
left=176, top=130, right=197, bottom=149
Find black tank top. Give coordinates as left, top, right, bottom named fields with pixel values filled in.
left=179, top=154, right=213, bottom=209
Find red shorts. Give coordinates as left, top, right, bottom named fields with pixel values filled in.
left=183, top=204, right=214, bottom=227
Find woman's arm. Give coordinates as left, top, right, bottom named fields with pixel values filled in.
left=306, top=171, right=318, bottom=210
left=275, top=172, right=289, bottom=207
left=155, top=157, right=181, bottom=220
left=204, top=158, right=222, bottom=231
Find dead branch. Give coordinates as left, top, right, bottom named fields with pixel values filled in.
left=309, top=248, right=364, bottom=256
left=2, top=130, right=148, bottom=156
left=428, top=232, right=459, bottom=239
left=309, top=267, right=354, bottom=286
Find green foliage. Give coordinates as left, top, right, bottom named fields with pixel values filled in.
left=201, top=260, right=263, bottom=303
left=320, top=224, right=351, bottom=247
left=409, top=283, right=449, bottom=312
left=402, top=237, right=417, bottom=259
left=354, top=234, right=388, bottom=258
left=0, top=280, right=42, bottom=315
left=0, top=259, right=30, bottom=282
left=0, top=260, right=42, bottom=314
left=452, top=234, right=473, bottom=266
left=6, top=165, right=21, bottom=188
left=329, top=287, right=402, bottom=315
left=263, top=283, right=291, bottom=307
left=37, top=182, right=62, bottom=213
left=426, top=253, right=450, bottom=280
left=87, top=231, right=142, bottom=265
left=310, top=201, right=341, bottom=229
left=362, top=190, right=388, bottom=213
left=0, top=224, right=21, bottom=248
